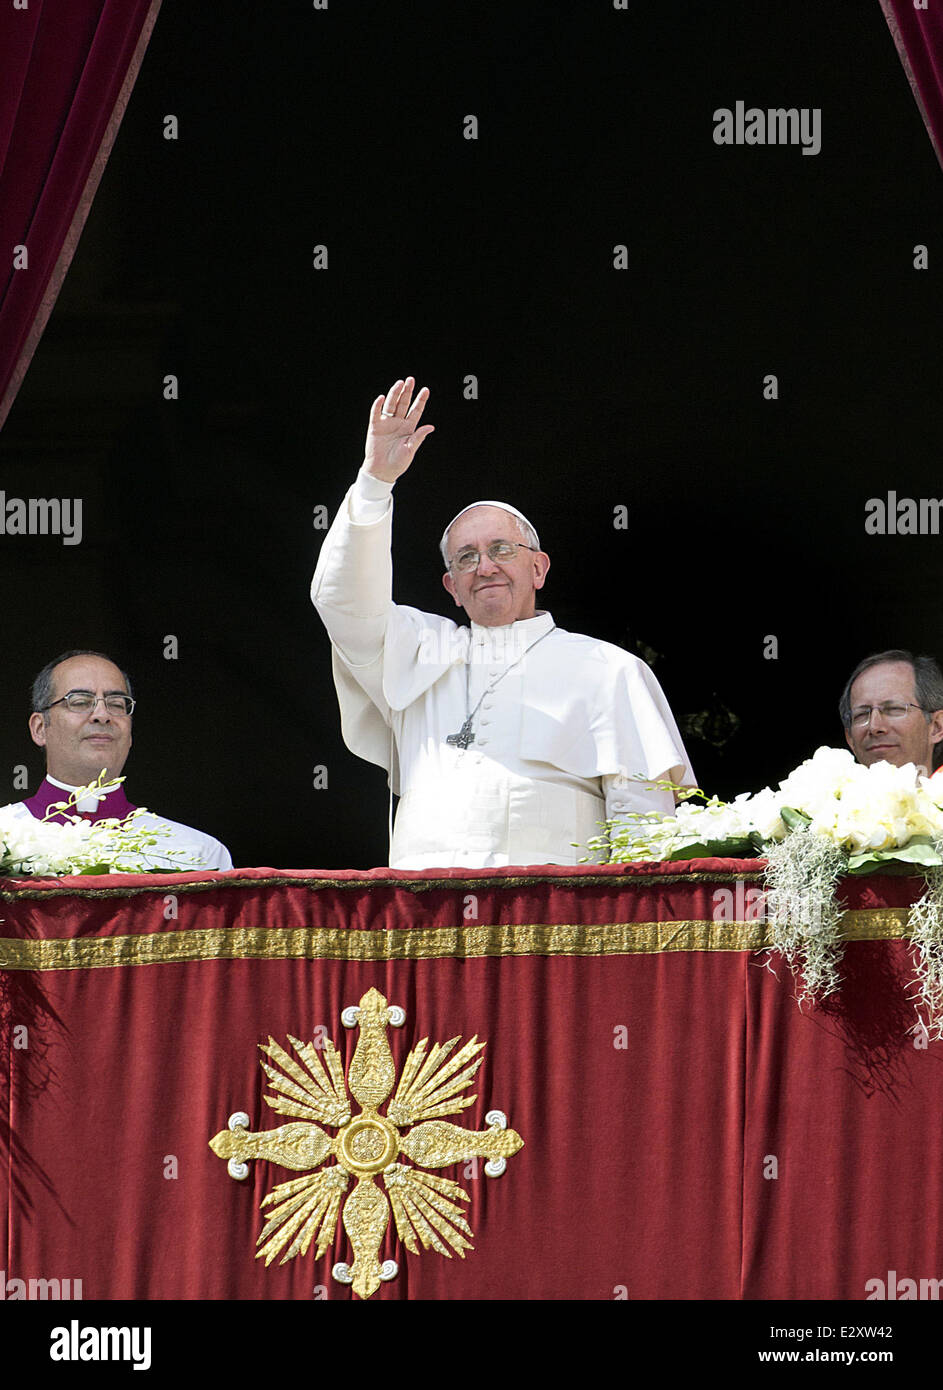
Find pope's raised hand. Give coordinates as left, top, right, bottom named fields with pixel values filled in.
left=363, top=377, right=434, bottom=484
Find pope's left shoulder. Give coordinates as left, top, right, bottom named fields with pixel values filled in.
left=547, top=625, right=653, bottom=671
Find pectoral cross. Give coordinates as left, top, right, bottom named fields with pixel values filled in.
left=446, top=718, right=475, bottom=750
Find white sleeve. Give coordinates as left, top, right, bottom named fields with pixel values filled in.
left=141, top=818, right=233, bottom=872
left=210, top=839, right=233, bottom=871
left=311, top=474, right=395, bottom=670
left=348, top=467, right=393, bottom=523
left=602, top=771, right=676, bottom=821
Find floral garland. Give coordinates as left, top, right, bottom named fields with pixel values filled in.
left=593, top=747, right=943, bottom=1032
left=0, top=773, right=189, bottom=876
left=906, top=856, right=943, bottom=1041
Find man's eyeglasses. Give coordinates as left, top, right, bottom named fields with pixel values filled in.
left=849, top=701, right=924, bottom=728
left=42, top=690, right=135, bottom=717
left=449, top=541, right=539, bottom=573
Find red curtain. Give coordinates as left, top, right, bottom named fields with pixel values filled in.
left=2, top=861, right=938, bottom=1300
left=0, top=0, right=161, bottom=431
left=880, top=0, right=943, bottom=171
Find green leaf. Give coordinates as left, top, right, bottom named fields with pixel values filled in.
left=780, top=807, right=812, bottom=831
left=846, top=840, right=943, bottom=875
left=666, top=837, right=757, bottom=861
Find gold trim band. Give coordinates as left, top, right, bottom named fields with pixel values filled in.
left=0, top=867, right=766, bottom=901
left=0, top=908, right=915, bottom=972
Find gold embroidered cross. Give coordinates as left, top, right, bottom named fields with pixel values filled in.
left=209, top=987, right=523, bottom=1298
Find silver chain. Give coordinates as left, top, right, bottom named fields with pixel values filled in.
left=446, top=625, right=555, bottom=749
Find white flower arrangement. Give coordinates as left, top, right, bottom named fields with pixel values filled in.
left=596, top=746, right=943, bottom=870
left=0, top=773, right=185, bottom=876
left=594, top=747, right=943, bottom=1033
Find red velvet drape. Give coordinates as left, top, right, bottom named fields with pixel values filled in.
left=3, top=862, right=939, bottom=1300
left=0, top=0, right=160, bottom=431
left=880, top=0, right=943, bottom=171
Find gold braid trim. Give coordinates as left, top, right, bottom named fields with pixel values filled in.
left=0, top=867, right=765, bottom=901
left=0, top=907, right=914, bottom=972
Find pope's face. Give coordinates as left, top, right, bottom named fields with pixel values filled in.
left=844, top=660, right=943, bottom=773
left=442, top=506, right=550, bottom=627
left=28, top=655, right=133, bottom=785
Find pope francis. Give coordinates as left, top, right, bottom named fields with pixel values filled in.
left=311, top=377, right=694, bottom=869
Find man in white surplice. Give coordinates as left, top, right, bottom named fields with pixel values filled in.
left=311, top=376, right=695, bottom=869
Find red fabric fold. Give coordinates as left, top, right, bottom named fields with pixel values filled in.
left=880, top=0, right=943, bottom=171
left=0, top=0, right=160, bottom=429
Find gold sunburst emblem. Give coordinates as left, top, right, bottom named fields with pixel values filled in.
left=209, top=988, right=523, bottom=1298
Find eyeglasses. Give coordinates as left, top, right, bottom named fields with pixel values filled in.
left=449, top=541, right=539, bottom=573
left=42, top=690, right=135, bottom=717
left=849, top=701, right=924, bottom=728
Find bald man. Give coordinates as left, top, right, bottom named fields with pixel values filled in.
left=311, top=377, right=693, bottom=868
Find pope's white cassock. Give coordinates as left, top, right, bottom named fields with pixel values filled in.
left=312, top=470, right=695, bottom=869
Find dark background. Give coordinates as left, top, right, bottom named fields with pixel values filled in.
left=0, top=1, right=940, bottom=868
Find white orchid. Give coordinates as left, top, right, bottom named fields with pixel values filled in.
left=602, top=747, right=943, bottom=869
left=0, top=775, right=180, bottom=877
left=598, top=748, right=943, bottom=1031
